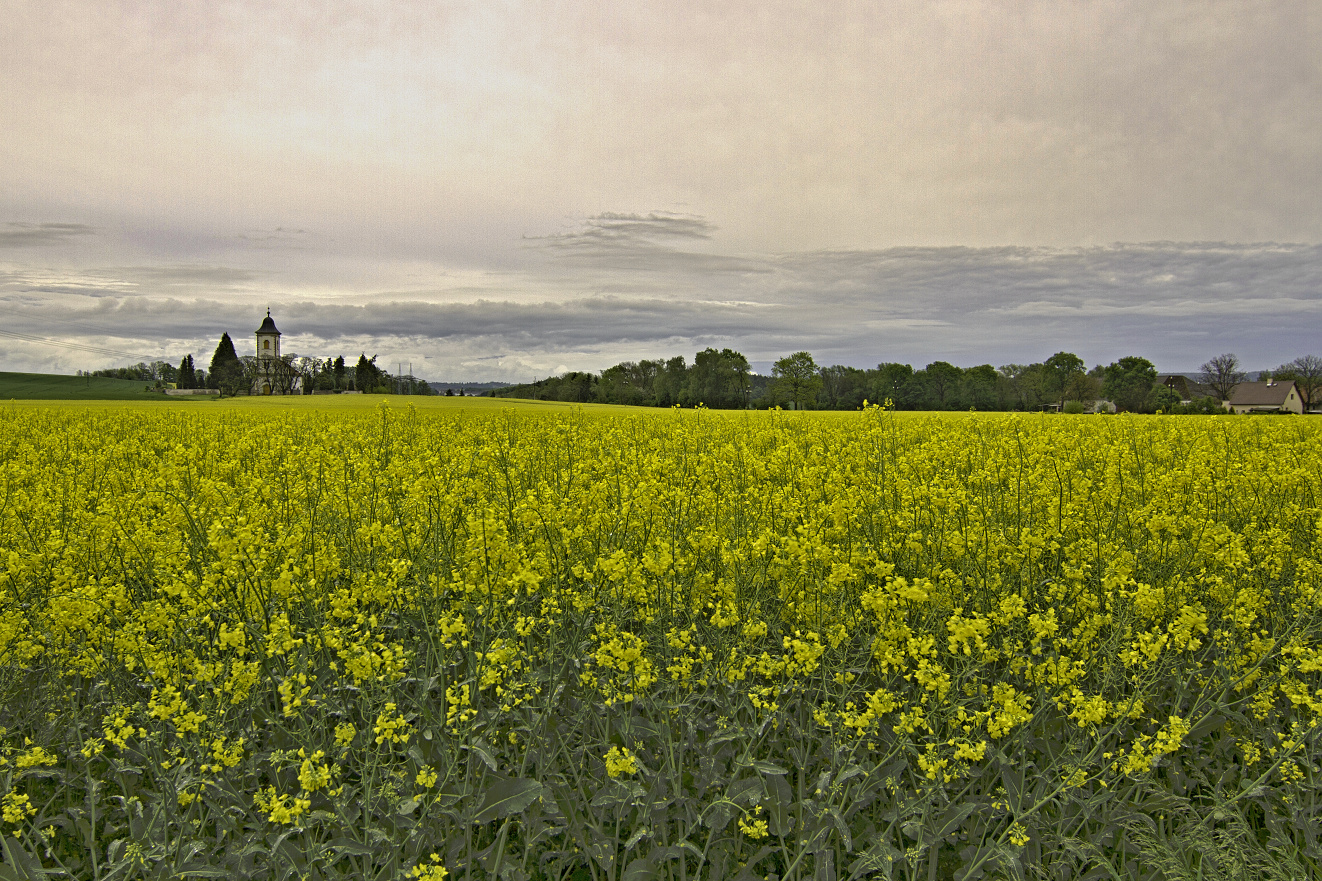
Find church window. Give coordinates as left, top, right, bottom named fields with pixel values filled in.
left=264, top=340, right=270, bottom=350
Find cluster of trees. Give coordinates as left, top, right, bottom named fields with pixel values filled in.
left=493, top=349, right=754, bottom=407
left=200, top=335, right=435, bottom=397
left=492, top=349, right=1322, bottom=413
left=492, top=349, right=1113, bottom=411
left=86, top=360, right=195, bottom=386
left=92, top=335, right=437, bottom=397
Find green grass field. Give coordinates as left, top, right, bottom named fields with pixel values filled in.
left=0, top=375, right=682, bottom=414
left=0, top=371, right=184, bottom=401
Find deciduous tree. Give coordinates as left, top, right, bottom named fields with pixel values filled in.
left=1198, top=353, right=1247, bottom=402
left=1103, top=356, right=1158, bottom=412
left=1043, top=352, right=1085, bottom=409
left=1273, top=355, right=1322, bottom=411
left=771, top=352, right=821, bottom=410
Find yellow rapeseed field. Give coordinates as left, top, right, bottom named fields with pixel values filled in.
left=1, top=399, right=1320, bottom=879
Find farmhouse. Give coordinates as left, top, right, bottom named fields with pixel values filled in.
left=1224, top=380, right=1304, bottom=414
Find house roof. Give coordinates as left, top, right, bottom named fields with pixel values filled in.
left=256, top=310, right=281, bottom=335
left=1228, top=380, right=1296, bottom=407
left=1157, top=374, right=1215, bottom=399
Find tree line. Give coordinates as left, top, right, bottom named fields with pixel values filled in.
left=205, top=334, right=437, bottom=397
left=491, top=349, right=1322, bottom=413
left=92, top=334, right=437, bottom=397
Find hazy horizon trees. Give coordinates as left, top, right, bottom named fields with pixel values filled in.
left=490, top=347, right=1322, bottom=415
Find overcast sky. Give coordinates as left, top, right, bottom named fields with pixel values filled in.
left=3, top=1, right=1319, bottom=380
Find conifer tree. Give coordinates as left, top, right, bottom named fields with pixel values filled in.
left=206, top=330, right=245, bottom=391
left=208, top=334, right=239, bottom=389
left=177, top=354, right=196, bottom=389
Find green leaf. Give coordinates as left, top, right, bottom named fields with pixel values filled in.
left=464, top=742, right=498, bottom=772
left=623, top=827, right=652, bottom=850
left=836, top=764, right=866, bottom=787
left=703, top=800, right=735, bottom=832
left=752, top=760, right=789, bottom=776
left=766, top=773, right=794, bottom=837
left=726, top=776, right=763, bottom=805
left=828, top=805, right=853, bottom=853
left=474, top=776, right=543, bottom=824
left=327, top=838, right=376, bottom=857
left=0, top=835, right=48, bottom=881
left=934, top=802, right=977, bottom=839
left=176, top=867, right=233, bottom=878
left=591, top=780, right=644, bottom=809
left=622, top=855, right=659, bottom=881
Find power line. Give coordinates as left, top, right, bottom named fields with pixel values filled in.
left=0, top=327, right=161, bottom=362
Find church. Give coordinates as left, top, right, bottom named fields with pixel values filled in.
left=251, top=310, right=300, bottom=395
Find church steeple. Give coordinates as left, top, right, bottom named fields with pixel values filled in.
left=255, top=309, right=281, bottom=361
left=253, top=309, right=283, bottom=395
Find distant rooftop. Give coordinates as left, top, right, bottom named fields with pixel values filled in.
left=1228, top=380, right=1296, bottom=408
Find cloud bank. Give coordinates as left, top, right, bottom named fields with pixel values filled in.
left=2, top=219, right=1317, bottom=379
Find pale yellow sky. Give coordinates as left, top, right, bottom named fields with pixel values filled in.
left=2, top=1, right=1319, bottom=378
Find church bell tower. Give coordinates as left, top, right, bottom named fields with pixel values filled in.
left=254, top=309, right=281, bottom=394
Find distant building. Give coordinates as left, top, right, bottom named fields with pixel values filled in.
left=252, top=310, right=299, bottom=395
left=1156, top=374, right=1215, bottom=403
left=1224, top=380, right=1304, bottom=414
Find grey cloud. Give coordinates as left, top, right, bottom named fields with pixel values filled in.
left=232, top=228, right=321, bottom=250
left=0, top=223, right=97, bottom=247
left=2, top=241, right=1319, bottom=379
left=118, top=265, right=266, bottom=286
left=533, top=212, right=715, bottom=251
left=527, top=212, right=766, bottom=276
left=0, top=266, right=266, bottom=304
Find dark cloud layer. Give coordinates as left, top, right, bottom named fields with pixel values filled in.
left=0, top=223, right=97, bottom=247
left=2, top=240, right=1318, bottom=379
left=527, top=212, right=765, bottom=275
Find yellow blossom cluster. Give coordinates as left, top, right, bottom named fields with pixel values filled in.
left=1, top=399, right=1320, bottom=873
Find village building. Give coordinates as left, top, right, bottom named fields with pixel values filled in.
left=1156, top=374, right=1215, bottom=403
left=1224, top=380, right=1304, bottom=414
left=251, top=310, right=300, bottom=395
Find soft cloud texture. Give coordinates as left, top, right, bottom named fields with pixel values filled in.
left=2, top=231, right=1318, bottom=378
left=1, top=2, right=1319, bottom=378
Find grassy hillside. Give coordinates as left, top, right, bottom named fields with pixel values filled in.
left=0, top=372, right=182, bottom=401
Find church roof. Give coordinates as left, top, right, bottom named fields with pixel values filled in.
left=256, top=310, right=281, bottom=335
